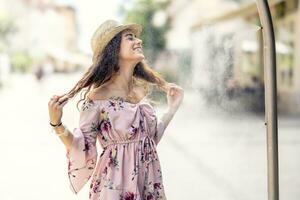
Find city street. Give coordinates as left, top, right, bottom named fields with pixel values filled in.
left=0, top=73, right=299, bottom=200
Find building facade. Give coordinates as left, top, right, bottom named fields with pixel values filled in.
left=191, top=0, right=300, bottom=114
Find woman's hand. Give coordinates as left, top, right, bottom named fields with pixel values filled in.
left=48, top=94, right=69, bottom=124
left=165, top=83, right=184, bottom=113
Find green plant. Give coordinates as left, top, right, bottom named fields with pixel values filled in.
left=119, top=0, right=171, bottom=62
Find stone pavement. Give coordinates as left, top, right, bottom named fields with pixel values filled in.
left=0, top=73, right=299, bottom=200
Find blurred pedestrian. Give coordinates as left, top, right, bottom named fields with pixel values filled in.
left=34, top=64, right=44, bottom=81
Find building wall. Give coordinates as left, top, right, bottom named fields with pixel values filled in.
left=166, top=0, right=237, bottom=50
left=189, top=0, right=300, bottom=113
left=164, top=0, right=237, bottom=89
left=0, top=0, right=78, bottom=66
left=233, top=3, right=300, bottom=113
left=274, top=11, right=298, bottom=113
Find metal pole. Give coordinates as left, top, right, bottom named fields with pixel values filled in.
left=255, top=1, right=279, bottom=200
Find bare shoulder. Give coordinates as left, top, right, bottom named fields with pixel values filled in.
left=87, top=83, right=148, bottom=102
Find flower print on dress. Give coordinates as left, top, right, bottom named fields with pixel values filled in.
left=90, top=178, right=101, bottom=194
left=102, top=177, right=120, bottom=190
left=139, top=117, right=146, bottom=133
left=89, top=122, right=99, bottom=139
left=95, top=109, right=111, bottom=142
left=108, top=96, right=125, bottom=111
left=82, top=100, right=94, bottom=111
left=66, top=94, right=168, bottom=199
left=144, top=182, right=164, bottom=200
left=102, top=166, right=108, bottom=176
left=126, top=124, right=139, bottom=139
left=83, top=121, right=100, bottom=153
left=83, top=130, right=97, bottom=153
left=108, top=146, right=119, bottom=169
left=131, top=162, right=140, bottom=181
left=156, top=168, right=163, bottom=179
left=99, top=149, right=105, bottom=158
left=139, top=138, right=158, bottom=165
left=98, top=108, right=111, bottom=142
left=119, top=191, right=136, bottom=200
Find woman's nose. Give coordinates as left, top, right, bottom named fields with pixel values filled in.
left=136, top=38, right=142, bottom=45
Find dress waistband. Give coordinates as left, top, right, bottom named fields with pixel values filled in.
left=102, top=139, right=142, bottom=148
left=102, top=136, right=158, bottom=174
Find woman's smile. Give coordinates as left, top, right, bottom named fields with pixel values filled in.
left=133, top=47, right=143, bottom=53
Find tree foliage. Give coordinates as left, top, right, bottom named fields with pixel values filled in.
left=119, top=0, right=171, bottom=62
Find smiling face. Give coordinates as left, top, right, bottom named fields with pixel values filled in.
left=118, top=29, right=144, bottom=64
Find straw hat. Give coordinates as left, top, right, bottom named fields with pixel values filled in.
left=91, top=19, right=143, bottom=63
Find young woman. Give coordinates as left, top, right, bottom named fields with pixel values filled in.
left=48, top=19, right=184, bottom=200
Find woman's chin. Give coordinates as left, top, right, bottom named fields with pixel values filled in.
left=134, top=54, right=145, bottom=62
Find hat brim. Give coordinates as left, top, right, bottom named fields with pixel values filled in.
left=115, top=23, right=142, bottom=37
left=91, top=23, right=142, bottom=63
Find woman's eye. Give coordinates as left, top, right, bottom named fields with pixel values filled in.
left=128, top=37, right=134, bottom=40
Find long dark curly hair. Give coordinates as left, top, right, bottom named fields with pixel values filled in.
left=61, top=29, right=169, bottom=111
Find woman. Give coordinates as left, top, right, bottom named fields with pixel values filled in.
left=48, top=20, right=184, bottom=200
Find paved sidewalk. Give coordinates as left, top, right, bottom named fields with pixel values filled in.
left=0, top=73, right=299, bottom=200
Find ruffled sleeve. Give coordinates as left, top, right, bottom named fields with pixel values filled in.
left=66, top=101, right=100, bottom=194
left=139, top=103, right=166, bottom=145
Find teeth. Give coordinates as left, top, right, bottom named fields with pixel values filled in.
left=134, top=48, right=142, bottom=52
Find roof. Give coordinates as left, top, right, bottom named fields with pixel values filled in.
left=191, top=0, right=284, bottom=31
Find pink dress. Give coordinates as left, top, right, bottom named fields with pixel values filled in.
left=66, top=96, right=167, bottom=200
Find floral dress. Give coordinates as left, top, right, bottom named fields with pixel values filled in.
left=66, top=96, right=167, bottom=200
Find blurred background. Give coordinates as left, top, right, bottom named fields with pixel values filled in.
left=0, top=0, right=299, bottom=199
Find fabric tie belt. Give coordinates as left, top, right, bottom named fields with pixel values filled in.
left=102, top=135, right=157, bottom=163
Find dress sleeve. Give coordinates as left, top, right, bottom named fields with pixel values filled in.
left=65, top=101, right=100, bottom=194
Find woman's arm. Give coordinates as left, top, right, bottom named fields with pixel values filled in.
left=53, top=124, right=73, bottom=151
left=158, top=82, right=184, bottom=132
left=160, top=106, right=177, bottom=129
left=154, top=105, right=178, bottom=145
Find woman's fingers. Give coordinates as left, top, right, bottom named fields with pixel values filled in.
left=168, top=83, right=179, bottom=95
left=58, top=94, right=69, bottom=102
left=59, top=97, right=68, bottom=105
left=58, top=99, right=68, bottom=108
left=49, top=94, right=67, bottom=108
left=53, top=101, right=61, bottom=108
left=169, top=84, right=184, bottom=97
left=50, top=95, right=60, bottom=101
left=49, top=96, right=57, bottom=106
left=165, top=82, right=183, bottom=96
left=49, top=94, right=66, bottom=102
left=52, top=95, right=59, bottom=99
